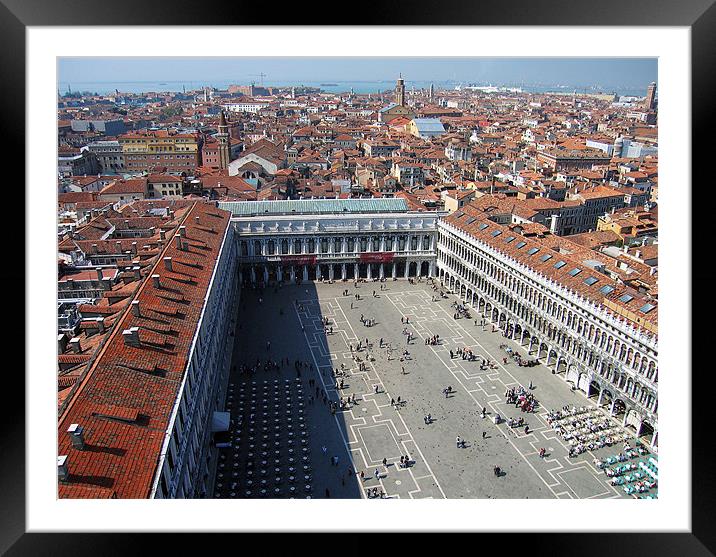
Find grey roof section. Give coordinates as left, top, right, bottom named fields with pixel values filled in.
left=219, top=198, right=410, bottom=217
left=413, top=118, right=446, bottom=132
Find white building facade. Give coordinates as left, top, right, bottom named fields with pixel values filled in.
left=151, top=223, right=240, bottom=499
left=219, top=199, right=442, bottom=285
left=436, top=218, right=658, bottom=448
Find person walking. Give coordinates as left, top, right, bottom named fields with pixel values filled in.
left=456, top=436, right=461, bottom=448
left=482, top=431, right=487, bottom=439
left=374, top=469, right=380, bottom=481
left=382, top=457, right=387, bottom=467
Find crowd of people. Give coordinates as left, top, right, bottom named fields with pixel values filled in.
left=451, top=301, right=471, bottom=320
left=505, top=385, right=538, bottom=413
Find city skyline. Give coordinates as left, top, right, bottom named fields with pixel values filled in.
left=58, top=57, right=657, bottom=91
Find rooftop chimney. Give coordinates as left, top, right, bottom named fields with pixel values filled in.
left=96, top=268, right=103, bottom=281
left=152, top=274, right=161, bottom=288
left=95, top=317, right=105, bottom=333
left=58, top=334, right=68, bottom=354
left=115, top=241, right=122, bottom=253
left=67, top=424, right=85, bottom=450
left=91, top=243, right=98, bottom=254
left=131, top=300, right=141, bottom=317
left=195, top=216, right=200, bottom=225
left=179, top=226, right=187, bottom=237
left=131, top=242, right=138, bottom=254
left=160, top=229, right=166, bottom=240
left=122, top=326, right=140, bottom=347
left=174, top=235, right=183, bottom=250
left=163, top=257, right=173, bottom=271
left=133, top=266, right=141, bottom=280
left=57, top=455, right=69, bottom=482
left=69, top=337, right=82, bottom=354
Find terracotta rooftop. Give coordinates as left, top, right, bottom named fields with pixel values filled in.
left=57, top=202, right=232, bottom=499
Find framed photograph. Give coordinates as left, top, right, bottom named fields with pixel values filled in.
left=10, top=0, right=711, bottom=554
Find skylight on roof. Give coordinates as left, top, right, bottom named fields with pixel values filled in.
left=584, top=276, right=599, bottom=286
left=539, top=254, right=552, bottom=262
left=491, top=230, right=502, bottom=237
left=554, top=260, right=567, bottom=269
left=466, top=217, right=476, bottom=225
left=599, top=285, right=615, bottom=295
left=639, top=303, right=656, bottom=314
left=454, top=211, right=464, bottom=218
left=527, top=247, right=539, bottom=255
left=505, top=236, right=516, bottom=243
left=516, top=241, right=527, bottom=249
left=619, top=294, right=634, bottom=303
left=568, top=268, right=582, bottom=276
left=479, top=223, right=489, bottom=230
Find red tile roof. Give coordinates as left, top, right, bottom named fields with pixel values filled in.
left=58, top=202, right=232, bottom=499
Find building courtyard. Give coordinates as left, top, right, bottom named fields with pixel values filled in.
left=214, top=279, right=657, bottom=499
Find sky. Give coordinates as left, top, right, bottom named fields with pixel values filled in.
left=58, top=57, right=657, bottom=90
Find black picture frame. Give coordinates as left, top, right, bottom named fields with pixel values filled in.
left=9, top=0, right=710, bottom=554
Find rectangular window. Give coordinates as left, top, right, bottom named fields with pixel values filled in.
left=554, top=260, right=567, bottom=269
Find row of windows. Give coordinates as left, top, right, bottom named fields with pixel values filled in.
left=157, top=234, right=238, bottom=498
left=438, top=228, right=656, bottom=360
left=241, top=235, right=434, bottom=256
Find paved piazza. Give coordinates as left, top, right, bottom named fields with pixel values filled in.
left=225, top=279, right=648, bottom=499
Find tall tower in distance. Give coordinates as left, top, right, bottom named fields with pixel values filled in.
left=645, top=82, right=657, bottom=110
left=395, top=74, right=406, bottom=107
left=429, top=83, right=434, bottom=103
left=217, top=110, right=230, bottom=170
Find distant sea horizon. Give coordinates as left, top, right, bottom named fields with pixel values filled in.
left=57, top=79, right=649, bottom=98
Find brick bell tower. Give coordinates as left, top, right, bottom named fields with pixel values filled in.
left=217, top=110, right=230, bottom=170
left=395, top=74, right=406, bottom=107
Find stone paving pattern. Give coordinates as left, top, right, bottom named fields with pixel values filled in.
left=222, top=280, right=643, bottom=499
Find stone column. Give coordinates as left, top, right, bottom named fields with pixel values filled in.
left=303, top=266, right=308, bottom=281
left=367, top=264, right=372, bottom=280
left=329, top=265, right=334, bottom=281
left=391, top=263, right=397, bottom=279
left=380, top=236, right=386, bottom=251
left=277, top=267, right=283, bottom=282
left=290, top=266, right=296, bottom=282
left=263, top=266, right=268, bottom=284
left=354, top=263, right=359, bottom=278
left=316, top=265, right=322, bottom=281
left=404, top=261, right=410, bottom=278
left=250, top=266, right=256, bottom=284
left=379, top=263, right=385, bottom=279
left=341, top=264, right=347, bottom=280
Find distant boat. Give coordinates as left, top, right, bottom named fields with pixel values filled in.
left=320, top=83, right=338, bottom=86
